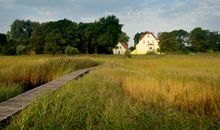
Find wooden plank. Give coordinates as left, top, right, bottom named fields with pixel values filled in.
left=0, top=67, right=96, bottom=127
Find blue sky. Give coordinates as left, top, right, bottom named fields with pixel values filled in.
left=0, top=0, right=220, bottom=45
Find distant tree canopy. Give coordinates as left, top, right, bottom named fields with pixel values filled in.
left=0, top=33, right=7, bottom=53
left=1, top=15, right=123, bottom=55
left=158, top=32, right=178, bottom=53
left=133, top=28, right=220, bottom=53
left=119, top=32, right=130, bottom=43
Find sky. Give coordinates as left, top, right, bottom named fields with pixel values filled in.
left=0, top=0, right=220, bottom=46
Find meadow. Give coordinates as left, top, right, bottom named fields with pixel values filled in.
left=0, top=55, right=99, bottom=102
left=2, top=54, right=220, bottom=129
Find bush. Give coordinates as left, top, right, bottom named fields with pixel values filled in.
left=65, top=46, right=79, bottom=55
left=124, top=49, right=131, bottom=58
left=16, top=44, right=27, bottom=55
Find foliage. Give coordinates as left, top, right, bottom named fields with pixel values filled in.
left=171, top=29, right=189, bottom=51
left=0, top=33, right=7, bottom=53
left=133, top=32, right=146, bottom=46
left=134, top=28, right=220, bottom=53
left=2, top=39, right=16, bottom=55
left=119, top=32, right=130, bottom=43
left=1, top=16, right=122, bottom=55
left=0, top=84, right=23, bottom=102
left=65, top=46, right=79, bottom=55
left=129, top=46, right=135, bottom=51
left=159, top=32, right=178, bottom=53
left=16, top=44, right=27, bottom=55
left=124, top=49, right=131, bottom=58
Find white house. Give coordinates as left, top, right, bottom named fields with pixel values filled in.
left=131, top=32, right=160, bottom=54
left=113, top=42, right=128, bottom=55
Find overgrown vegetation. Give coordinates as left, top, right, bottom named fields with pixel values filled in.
left=0, top=56, right=99, bottom=102
left=0, top=15, right=127, bottom=55
left=133, top=29, right=220, bottom=53
left=5, top=54, right=220, bottom=129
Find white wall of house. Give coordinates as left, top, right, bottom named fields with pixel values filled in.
left=113, top=42, right=127, bottom=55
left=131, top=33, right=160, bottom=54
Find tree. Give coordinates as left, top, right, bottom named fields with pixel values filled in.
left=65, top=46, right=79, bottom=55
left=159, top=32, right=178, bottom=53
left=189, top=27, right=209, bottom=52
left=44, top=32, right=65, bottom=54
left=29, top=24, right=44, bottom=54
left=2, top=39, right=16, bottom=55
left=9, top=20, right=38, bottom=46
left=92, top=15, right=122, bottom=53
left=119, top=32, right=130, bottom=43
left=134, top=32, right=142, bottom=46
left=171, top=29, right=189, bottom=51
left=206, top=31, right=220, bottom=52
left=0, top=33, right=7, bottom=53
left=16, top=44, right=27, bottom=55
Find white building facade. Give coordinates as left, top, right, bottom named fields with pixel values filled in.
left=113, top=42, right=128, bottom=55
left=131, top=32, right=160, bottom=54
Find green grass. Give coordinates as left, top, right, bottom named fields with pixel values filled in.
left=0, top=84, right=23, bottom=102
left=4, top=54, right=220, bottom=129
left=0, top=55, right=99, bottom=102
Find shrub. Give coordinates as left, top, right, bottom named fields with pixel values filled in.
left=65, top=46, right=79, bottom=55
left=16, top=45, right=27, bottom=55
left=124, top=49, right=131, bottom=58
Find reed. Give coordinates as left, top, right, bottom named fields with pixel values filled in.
left=5, top=54, right=220, bottom=129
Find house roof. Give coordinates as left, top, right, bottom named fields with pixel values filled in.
left=120, top=42, right=128, bottom=49
left=139, top=32, right=159, bottom=41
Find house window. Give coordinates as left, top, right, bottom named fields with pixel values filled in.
left=118, top=51, right=120, bottom=54
left=119, top=46, right=122, bottom=49
left=150, top=47, right=152, bottom=50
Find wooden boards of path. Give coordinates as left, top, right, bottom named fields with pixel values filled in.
left=0, top=67, right=97, bottom=127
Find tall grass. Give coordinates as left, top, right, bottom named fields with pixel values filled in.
left=5, top=54, right=220, bottom=129
left=0, top=56, right=99, bottom=102
left=0, top=84, right=23, bottom=102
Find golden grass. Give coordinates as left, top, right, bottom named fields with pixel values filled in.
left=96, top=54, right=220, bottom=120
left=5, top=54, right=220, bottom=129
left=0, top=55, right=99, bottom=102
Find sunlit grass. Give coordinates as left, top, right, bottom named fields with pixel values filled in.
left=0, top=55, right=99, bottom=102
left=5, top=54, right=220, bottom=129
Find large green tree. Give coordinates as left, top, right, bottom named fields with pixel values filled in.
left=189, top=27, right=209, bottom=52
left=171, top=29, right=189, bottom=49
left=4, top=16, right=123, bottom=55
left=98, top=15, right=122, bottom=53
left=159, top=32, right=178, bottom=53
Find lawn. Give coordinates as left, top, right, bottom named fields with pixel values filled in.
left=3, top=54, right=220, bottom=129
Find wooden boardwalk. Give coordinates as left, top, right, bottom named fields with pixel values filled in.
left=0, top=67, right=96, bottom=127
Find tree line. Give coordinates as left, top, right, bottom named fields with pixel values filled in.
left=1, top=16, right=219, bottom=55
left=0, top=15, right=129, bottom=55
left=133, top=28, right=220, bottom=53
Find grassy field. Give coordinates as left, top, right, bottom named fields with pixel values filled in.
left=3, top=54, right=220, bottom=129
left=0, top=55, right=99, bottom=102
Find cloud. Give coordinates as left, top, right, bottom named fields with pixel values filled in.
left=0, top=0, right=219, bottom=47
